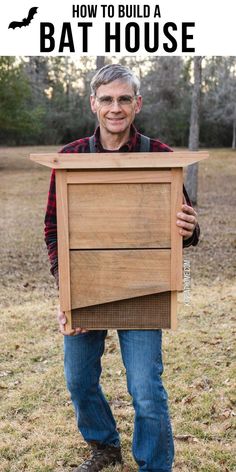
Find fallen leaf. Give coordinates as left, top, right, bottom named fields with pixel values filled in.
left=220, top=409, right=235, bottom=419
left=174, top=434, right=199, bottom=443
left=201, top=339, right=221, bottom=345
left=0, top=383, right=8, bottom=389
left=182, top=394, right=196, bottom=404
left=107, top=343, right=117, bottom=353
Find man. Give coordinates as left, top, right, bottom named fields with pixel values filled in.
left=45, top=64, right=199, bottom=472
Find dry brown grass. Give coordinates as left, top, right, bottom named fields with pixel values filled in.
left=0, top=146, right=235, bottom=472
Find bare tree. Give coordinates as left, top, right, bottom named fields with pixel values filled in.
left=138, top=56, right=190, bottom=145
left=233, top=104, right=236, bottom=149
left=96, top=57, right=105, bottom=70
left=185, top=57, right=202, bottom=205
left=202, top=57, right=236, bottom=149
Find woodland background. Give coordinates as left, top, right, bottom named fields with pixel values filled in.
left=0, top=55, right=236, bottom=149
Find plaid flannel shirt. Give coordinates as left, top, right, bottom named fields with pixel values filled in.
left=44, top=125, right=200, bottom=279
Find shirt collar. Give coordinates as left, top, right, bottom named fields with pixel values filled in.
left=93, top=124, right=139, bottom=152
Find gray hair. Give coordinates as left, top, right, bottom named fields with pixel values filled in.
left=90, top=64, right=140, bottom=96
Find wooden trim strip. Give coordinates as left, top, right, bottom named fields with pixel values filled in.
left=170, top=168, right=183, bottom=291
left=56, top=170, right=72, bottom=330
left=66, top=170, right=172, bottom=184
left=170, top=291, right=178, bottom=330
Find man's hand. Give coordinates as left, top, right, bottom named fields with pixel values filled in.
left=176, top=204, right=198, bottom=240
left=57, top=307, right=89, bottom=336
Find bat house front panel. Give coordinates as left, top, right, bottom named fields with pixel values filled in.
left=70, top=249, right=171, bottom=309
left=68, top=183, right=171, bottom=249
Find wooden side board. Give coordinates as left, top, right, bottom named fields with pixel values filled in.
left=171, top=168, right=183, bottom=291
left=171, top=291, right=178, bottom=330
left=56, top=171, right=71, bottom=319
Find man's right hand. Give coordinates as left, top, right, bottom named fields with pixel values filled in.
left=57, top=307, right=89, bottom=336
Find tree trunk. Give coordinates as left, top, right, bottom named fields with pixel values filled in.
left=96, top=56, right=105, bottom=70
left=232, top=104, right=236, bottom=149
left=186, top=57, right=202, bottom=204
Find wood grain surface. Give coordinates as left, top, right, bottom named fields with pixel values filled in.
left=30, top=151, right=209, bottom=169
left=68, top=183, right=171, bottom=249
left=56, top=171, right=71, bottom=315
left=70, top=249, right=171, bottom=308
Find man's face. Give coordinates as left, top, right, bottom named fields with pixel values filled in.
left=90, top=79, right=142, bottom=136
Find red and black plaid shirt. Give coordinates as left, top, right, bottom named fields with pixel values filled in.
left=44, top=125, right=200, bottom=278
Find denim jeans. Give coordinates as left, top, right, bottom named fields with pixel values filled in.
left=64, top=330, right=174, bottom=471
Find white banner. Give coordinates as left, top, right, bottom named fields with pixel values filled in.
left=0, top=0, right=236, bottom=56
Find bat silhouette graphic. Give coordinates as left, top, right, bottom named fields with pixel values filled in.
left=8, top=7, right=38, bottom=29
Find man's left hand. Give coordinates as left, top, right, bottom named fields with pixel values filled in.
left=176, top=204, right=198, bottom=240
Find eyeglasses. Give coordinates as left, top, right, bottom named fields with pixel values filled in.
left=95, top=95, right=136, bottom=108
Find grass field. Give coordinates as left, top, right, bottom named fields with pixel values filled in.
left=0, top=146, right=235, bottom=472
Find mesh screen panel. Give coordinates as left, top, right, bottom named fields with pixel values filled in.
left=72, top=292, right=171, bottom=329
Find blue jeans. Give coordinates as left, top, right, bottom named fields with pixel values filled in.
left=64, top=330, right=174, bottom=471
